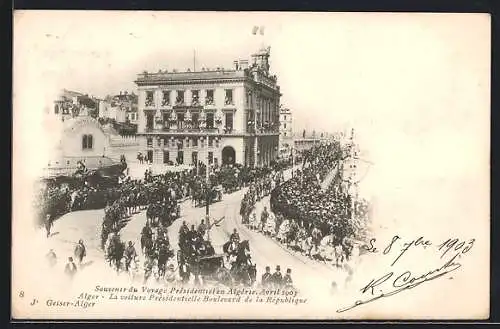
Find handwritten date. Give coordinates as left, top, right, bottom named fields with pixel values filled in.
left=343, top=236, right=477, bottom=313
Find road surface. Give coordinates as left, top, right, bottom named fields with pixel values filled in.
left=31, top=166, right=357, bottom=301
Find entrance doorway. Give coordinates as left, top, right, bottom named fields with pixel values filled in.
left=147, top=150, right=153, bottom=163
left=222, top=146, right=236, bottom=165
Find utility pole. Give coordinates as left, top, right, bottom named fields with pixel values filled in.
left=205, top=131, right=210, bottom=241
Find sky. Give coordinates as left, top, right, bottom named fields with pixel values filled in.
left=14, top=11, right=489, bottom=199
left=12, top=11, right=486, bottom=135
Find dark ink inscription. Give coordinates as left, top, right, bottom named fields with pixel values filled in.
left=362, top=238, right=378, bottom=253
left=383, top=235, right=400, bottom=255
left=438, top=238, right=475, bottom=259
left=337, top=253, right=462, bottom=313
left=391, top=237, right=432, bottom=266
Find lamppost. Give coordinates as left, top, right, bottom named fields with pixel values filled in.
left=205, top=130, right=211, bottom=241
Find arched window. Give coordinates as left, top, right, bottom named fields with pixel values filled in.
left=82, top=135, right=88, bottom=149
left=82, top=134, right=94, bottom=150
left=87, top=135, right=93, bottom=149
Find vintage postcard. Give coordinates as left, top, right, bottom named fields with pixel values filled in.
left=12, top=11, right=490, bottom=320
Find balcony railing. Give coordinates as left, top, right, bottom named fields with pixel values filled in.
left=223, top=127, right=234, bottom=134
left=142, top=127, right=221, bottom=134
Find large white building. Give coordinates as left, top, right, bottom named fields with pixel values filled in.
left=279, top=107, right=293, bottom=158
left=135, top=46, right=281, bottom=167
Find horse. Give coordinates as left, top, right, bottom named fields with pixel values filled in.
left=156, top=243, right=174, bottom=278
left=230, top=240, right=256, bottom=286
left=146, top=204, right=159, bottom=226
left=107, top=238, right=125, bottom=272
left=141, top=230, right=154, bottom=255
left=222, top=239, right=239, bottom=263
left=177, top=250, right=191, bottom=284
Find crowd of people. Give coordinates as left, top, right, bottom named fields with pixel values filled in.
left=237, top=142, right=369, bottom=266
left=38, top=155, right=295, bottom=285
left=260, top=265, right=294, bottom=289
left=36, top=157, right=292, bottom=228
left=271, top=143, right=369, bottom=262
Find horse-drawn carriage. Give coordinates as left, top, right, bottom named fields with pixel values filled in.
left=175, top=236, right=256, bottom=287
left=193, top=254, right=233, bottom=287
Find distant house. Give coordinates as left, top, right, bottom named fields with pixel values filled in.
left=53, top=89, right=99, bottom=121
left=43, top=113, right=117, bottom=178
left=98, top=91, right=138, bottom=125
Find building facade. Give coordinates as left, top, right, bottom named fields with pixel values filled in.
left=279, top=107, right=293, bottom=158
left=135, top=47, right=281, bottom=167
left=53, top=89, right=99, bottom=121
left=98, top=91, right=139, bottom=125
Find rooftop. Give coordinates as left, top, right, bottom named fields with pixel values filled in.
left=136, top=68, right=249, bottom=84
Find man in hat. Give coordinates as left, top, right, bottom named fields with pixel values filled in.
left=124, top=241, right=137, bottom=272
left=44, top=214, right=53, bottom=238
left=283, top=268, right=293, bottom=289
left=260, top=207, right=269, bottom=234
left=271, top=265, right=283, bottom=288
left=64, top=257, right=77, bottom=279
left=75, top=239, right=86, bottom=265
left=197, top=219, right=207, bottom=238
left=46, top=249, right=57, bottom=268
left=261, top=266, right=272, bottom=288
left=230, top=228, right=240, bottom=243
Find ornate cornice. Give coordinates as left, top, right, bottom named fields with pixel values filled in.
left=135, top=77, right=248, bottom=87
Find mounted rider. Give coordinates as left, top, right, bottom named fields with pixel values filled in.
left=230, top=228, right=240, bottom=243
left=124, top=241, right=137, bottom=271
left=197, top=219, right=207, bottom=238
left=141, top=222, right=152, bottom=239
left=178, top=221, right=189, bottom=246
left=260, top=207, right=269, bottom=233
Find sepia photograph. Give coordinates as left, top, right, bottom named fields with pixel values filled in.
left=12, top=11, right=490, bottom=320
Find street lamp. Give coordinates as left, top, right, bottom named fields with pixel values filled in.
left=205, top=130, right=211, bottom=241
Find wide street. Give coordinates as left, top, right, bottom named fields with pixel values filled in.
left=33, top=166, right=356, bottom=302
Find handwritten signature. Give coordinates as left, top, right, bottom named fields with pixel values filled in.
left=336, top=252, right=462, bottom=313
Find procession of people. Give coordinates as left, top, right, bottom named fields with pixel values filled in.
left=37, top=137, right=367, bottom=292
left=239, top=142, right=369, bottom=268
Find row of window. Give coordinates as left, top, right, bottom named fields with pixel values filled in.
left=145, top=89, right=233, bottom=107
left=146, top=112, right=233, bottom=130
left=158, top=150, right=216, bottom=165
left=147, top=137, right=220, bottom=148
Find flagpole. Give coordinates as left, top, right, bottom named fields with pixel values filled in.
left=193, top=49, right=196, bottom=72
left=205, top=132, right=210, bottom=241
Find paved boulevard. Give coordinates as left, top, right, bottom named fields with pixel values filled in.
left=31, top=167, right=357, bottom=301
